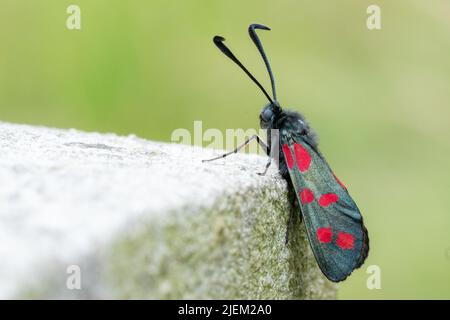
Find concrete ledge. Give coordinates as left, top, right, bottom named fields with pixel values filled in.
left=0, top=122, right=336, bottom=299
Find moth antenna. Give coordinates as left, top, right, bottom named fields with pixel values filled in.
left=213, top=35, right=274, bottom=104
left=248, top=24, right=277, bottom=102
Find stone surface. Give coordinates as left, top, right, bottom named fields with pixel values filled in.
left=0, top=122, right=336, bottom=299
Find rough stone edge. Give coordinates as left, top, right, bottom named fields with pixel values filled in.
left=16, top=179, right=336, bottom=299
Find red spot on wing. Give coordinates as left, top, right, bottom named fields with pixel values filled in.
left=300, top=188, right=314, bottom=204
left=336, top=232, right=355, bottom=249
left=318, top=193, right=339, bottom=207
left=316, top=227, right=333, bottom=243
left=282, top=144, right=294, bottom=169
left=293, top=143, right=311, bottom=172
left=333, top=173, right=347, bottom=190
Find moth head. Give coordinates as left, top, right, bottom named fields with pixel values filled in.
left=259, top=101, right=281, bottom=129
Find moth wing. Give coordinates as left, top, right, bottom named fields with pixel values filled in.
left=281, top=135, right=369, bottom=282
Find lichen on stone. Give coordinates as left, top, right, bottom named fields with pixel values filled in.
left=106, top=182, right=336, bottom=299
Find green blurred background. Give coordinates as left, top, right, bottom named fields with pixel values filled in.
left=1, top=0, right=449, bottom=299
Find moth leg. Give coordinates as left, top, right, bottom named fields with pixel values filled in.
left=285, top=208, right=296, bottom=245
left=285, top=186, right=300, bottom=245
left=292, top=196, right=302, bottom=224
left=202, top=135, right=269, bottom=162
left=258, top=137, right=279, bottom=176
left=257, top=158, right=271, bottom=176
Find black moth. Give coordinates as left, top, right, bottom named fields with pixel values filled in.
left=203, top=24, right=369, bottom=282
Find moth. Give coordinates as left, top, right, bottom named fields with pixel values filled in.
left=203, top=24, right=369, bottom=282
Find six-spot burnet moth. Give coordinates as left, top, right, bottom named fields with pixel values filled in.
left=203, top=24, right=369, bottom=282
